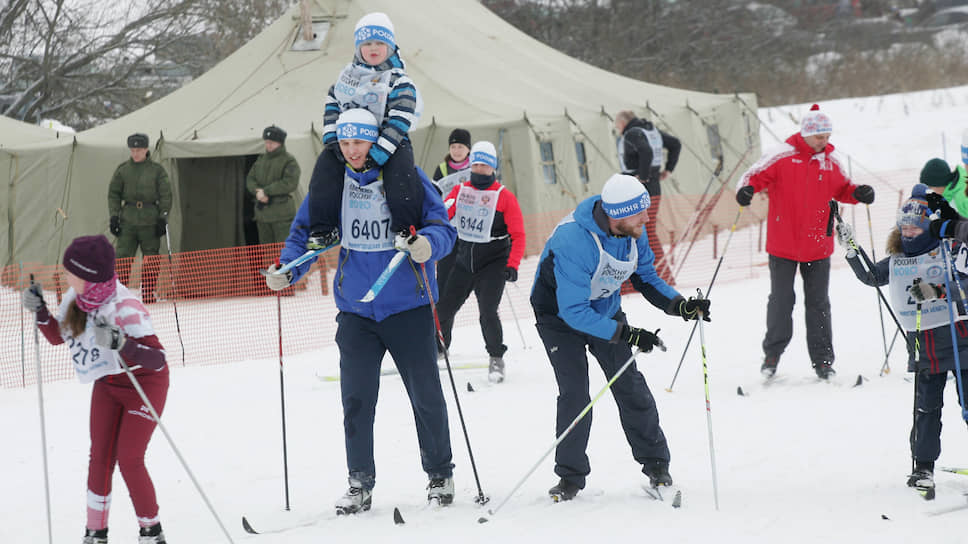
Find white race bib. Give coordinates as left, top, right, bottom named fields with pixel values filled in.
left=890, top=248, right=966, bottom=331
left=333, top=64, right=392, bottom=124
left=454, top=185, right=503, bottom=243
left=435, top=169, right=470, bottom=198
left=340, top=172, right=394, bottom=252
left=554, top=214, right=637, bottom=300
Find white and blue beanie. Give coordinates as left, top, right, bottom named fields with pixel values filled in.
left=354, top=12, right=395, bottom=51
left=469, top=141, right=498, bottom=169
left=336, top=109, right=379, bottom=143
left=601, top=174, right=650, bottom=219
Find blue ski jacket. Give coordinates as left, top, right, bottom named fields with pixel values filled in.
left=530, top=195, right=682, bottom=341
left=280, top=166, right=456, bottom=322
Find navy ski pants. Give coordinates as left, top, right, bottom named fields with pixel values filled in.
left=763, top=255, right=834, bottom=365
left=536, top=311, right=669, bottom=488
left=335, top=305, right=454, bottom=489
left=912, top=369, right=968, bottom=463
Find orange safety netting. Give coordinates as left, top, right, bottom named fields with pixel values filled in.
left=0, top=169, right=914, bottom=389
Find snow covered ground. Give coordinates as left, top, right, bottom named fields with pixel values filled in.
left=6, top=86, right=968, bottom=542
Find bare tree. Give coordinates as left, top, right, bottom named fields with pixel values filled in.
left=0, top=0, right=287, bottom=129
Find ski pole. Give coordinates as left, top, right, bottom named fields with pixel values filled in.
left=28, top=275, right=54, bottom=544
left=480, top=343, right=666, bottom=523
left=866, top=204, right=890, bottom=374
left=418, top=258, right=488, bottom=505
left=163, top=224, right=186, bottom=367
left=666, top=207, right=743, bottom=392
left=911, top=303, right=922, bottom=475
left=112, top=356, right=236, bottom=543
left=695, top=288, right=720, bottom=510
left=938, top=240, right=968, bottom=421
left=505, top=282, right=529, bottom=350
left=276, top=294, right=291, bottom=510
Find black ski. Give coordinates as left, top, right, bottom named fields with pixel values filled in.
left=393, top=507, right=405, bottom=525
left=240, top=513, right=329, bottom=535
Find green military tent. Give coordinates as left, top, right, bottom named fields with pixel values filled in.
left=1, top=0, right=759, bottom=266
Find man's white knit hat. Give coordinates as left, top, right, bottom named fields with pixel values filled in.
left=601, top=174, right=650, bottom=218
left=336, top=109, right=379, bottom=142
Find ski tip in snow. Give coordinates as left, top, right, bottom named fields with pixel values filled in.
left=737, top=386, right=746, bottom=396
left=467, top=382, right=475, bottom=392
left=478, top=516, right=490, bottom=524
left=241, top=516, right=258, bottom=534
left=672, top=489, right=682, bottom=508
left=393, top=507, right=405, bottom=525
left=881, top=514, right=890, bottom=520
left=853, top=374, right=864, bottom=387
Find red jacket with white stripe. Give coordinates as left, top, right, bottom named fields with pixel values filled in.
left=444, top=180, right=526, bottom=273
left=737, top=133, right=859, bottom=263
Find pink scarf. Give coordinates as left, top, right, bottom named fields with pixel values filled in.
left=448, top=157, right=469, bottom=171
left=76, top=275, right=118, bottom=313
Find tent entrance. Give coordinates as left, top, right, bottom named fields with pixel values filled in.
left=175, top=155, right=260, bottom=252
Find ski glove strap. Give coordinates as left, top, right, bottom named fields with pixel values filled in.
left=22, top=283, right=46, bottom=313
left=94, top=318, right=125, bottom=351
left=925, top=192, right=960, bottom=222
left=736, top=185, right=754, bottom=207
left=265, top=264, right=293, bottom=291
left=622, top=324, right=662, bottom=353
left=911, top=278, right=945, bottom=303
left=678, top=297, right=711, bottom=322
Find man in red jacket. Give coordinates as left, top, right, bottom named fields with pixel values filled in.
left=735, top=104, right=875, bottom=380
left=437, top=141, right=526, bottom=383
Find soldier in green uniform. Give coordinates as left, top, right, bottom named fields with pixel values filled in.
left=107, top=133, right=172, bottom=303
left=246, top=125, right=300, bottom=244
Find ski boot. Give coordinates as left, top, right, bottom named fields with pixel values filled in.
left=488, top=356, right=505, bottom=383
left=548, top=478, right=581, bottom=502
left=761, top=355, right=779, bottom=378
left=82, top=528, right=108, bottom=544
left=427, top=477, right=454, bottom=506
left=907, top=462, right=935, bottom=500
left=138, top=523, right=167, bottom=544
left=643, top=460, right=673, bottom=488
left=335, top=479, right=373, bottom=515
left=813, top=361, right=836, bottom=381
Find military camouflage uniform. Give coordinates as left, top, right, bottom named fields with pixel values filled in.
left=107, top=156, right=172, bottom=298
left=246, top=144, right=300, bottom=244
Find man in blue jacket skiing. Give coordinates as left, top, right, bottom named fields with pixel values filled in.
left=530, top=173, right=711, bottom=502
left=265, top=109, right=458, bottom=515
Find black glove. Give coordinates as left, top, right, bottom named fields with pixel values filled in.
left=736, top=185, right=754, bottom=207
left=326, top=141, right=345, bottom=163
left=621, top=324, right=664, bottom=353
left=910, top=278, right=945, bottom=303
left=155, top=215, right=168, bottom=238
left=924, top=192, right=960, bottom=222
left=678, top=296, right=711, bottom=322
left=109, top=215, right=121, bottom=237
left=929, top=218, right=953, bottom=239
left=22, top=283, right=46, bottom=313
left=363, top=155, right=379, bottom=171
left=853, top=185, right=875, bottom=204
left=504, top=267, right=518, bottom=282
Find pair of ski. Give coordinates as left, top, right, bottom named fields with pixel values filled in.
left=737, top=373, right=864, bottom=396
left=264, top=243, right=408, bottom=303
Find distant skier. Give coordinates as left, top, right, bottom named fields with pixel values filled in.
left=840, top=184, right=968, bottom=497
left=22, top=235, right=170, bottom=543
left=436, top=141, right=526, bottom=383
left=530, top=173, right=711, bottom=501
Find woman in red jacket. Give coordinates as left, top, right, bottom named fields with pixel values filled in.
left=22, top=235, right=169, bottom=544
left=735, top=105, right=875, bottom=380
left=437, top=141, right=526, bottom=383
